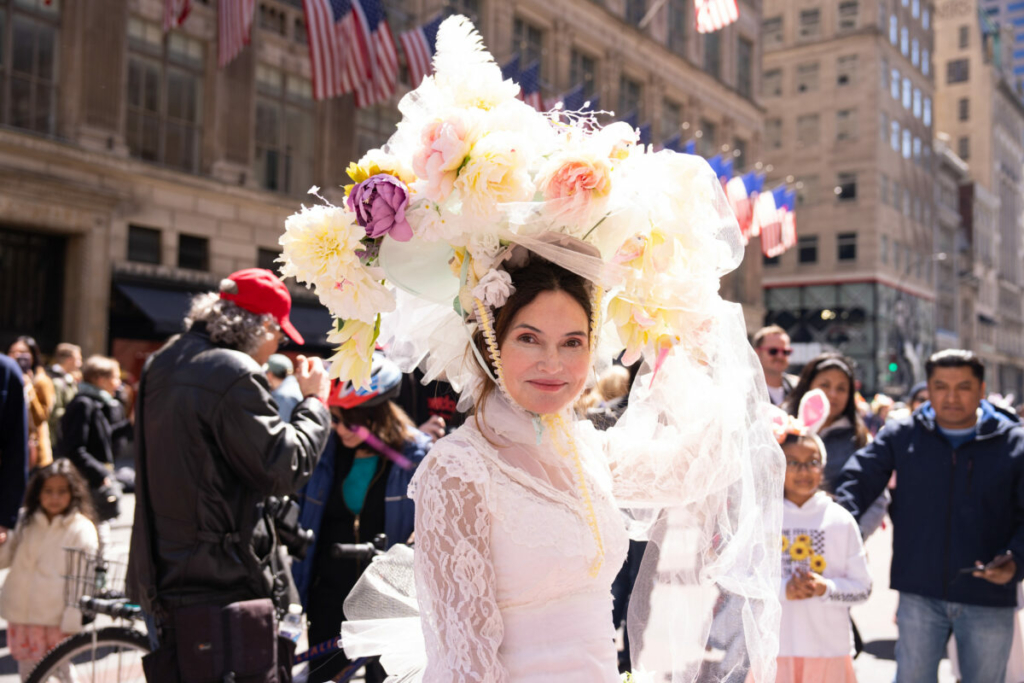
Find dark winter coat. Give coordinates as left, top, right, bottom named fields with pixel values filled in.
left=59, top=385, right=118, bottom=490
left=126, top=324, right=330, bottom=615
left=835, top=400, right=1024, bottom=607
left=0, top=355, right=28, bottom=529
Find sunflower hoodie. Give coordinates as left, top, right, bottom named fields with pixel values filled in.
left=779, top=490, right=872, bottom=658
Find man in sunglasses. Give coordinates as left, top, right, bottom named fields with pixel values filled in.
left=753, top=325, right=798, bottom=406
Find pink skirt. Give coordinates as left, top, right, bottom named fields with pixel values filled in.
left=746, top=656, right=857, bottom=683
left=6, top=622, right=67, bottom=662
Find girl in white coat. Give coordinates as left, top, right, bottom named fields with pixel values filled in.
left=759, top=390, right=873, bottom=683
left=0, top=459, right=99, bottom=680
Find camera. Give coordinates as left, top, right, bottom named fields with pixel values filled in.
left=264, top=496, right=314, bottom=560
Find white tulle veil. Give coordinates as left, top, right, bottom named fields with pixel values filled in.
left=277, top=14, right=784, bottom=683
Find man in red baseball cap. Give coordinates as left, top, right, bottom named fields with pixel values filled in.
left=129, top=268, right=331, bottom=660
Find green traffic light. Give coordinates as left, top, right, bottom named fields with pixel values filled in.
left=888, top=362, right=898, bottom=372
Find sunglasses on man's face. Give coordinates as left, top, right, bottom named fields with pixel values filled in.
left=763, top=347, right=793, bottom=357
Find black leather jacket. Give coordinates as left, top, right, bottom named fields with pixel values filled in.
left=127, top=325, right=330, bottom=615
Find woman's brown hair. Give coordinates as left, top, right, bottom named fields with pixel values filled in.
left=334, top=401, right=418, bottom=452
left=470, top=257, right=593, bottom=425
left=23, top=459, right=96, bottom=524
left=784, top=352, right=869, bottom=448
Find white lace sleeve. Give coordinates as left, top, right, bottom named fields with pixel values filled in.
left=411, top=440, right=509, bottom=683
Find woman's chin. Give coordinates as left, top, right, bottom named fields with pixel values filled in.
left=509, top=389, right=574, bottom=415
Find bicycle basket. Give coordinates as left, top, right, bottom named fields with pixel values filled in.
left=63, top=547, right=129, bottom=609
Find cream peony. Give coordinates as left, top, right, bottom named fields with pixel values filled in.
left=537, top=152, right=613, bottom=228
left=278, top=205, right=364, bottom=286
left=454, top=131, right=534, bottom=219
left=327, top=317, right=378, bottom=389
left=315, top=267, right=395, bottom=325
left=412, top=116, right=475, bottom=202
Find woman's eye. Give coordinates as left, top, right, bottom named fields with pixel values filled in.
left=517, top=334, right=536, bottom=344
left=564, top=338, right=584, bottom=348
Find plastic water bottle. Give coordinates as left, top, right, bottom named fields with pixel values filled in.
left=280, top=603, right=303, bottom=643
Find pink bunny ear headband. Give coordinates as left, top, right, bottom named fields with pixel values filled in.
left=768, top=389, right=830, bottom=465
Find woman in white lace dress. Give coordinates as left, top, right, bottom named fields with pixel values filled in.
left=276, top=16, right=783, bottom=682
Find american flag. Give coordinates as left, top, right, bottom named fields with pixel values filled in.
left=352, top=0, right=399, bottom=108
left=757, top=190, right=783, bottom=258
left=725, top=175, right=750, bottom=243
left=778, top=187, right=798, bottom=250
left=219, top=0, right=256, bottom=67
left=501, top=54, right=520, bottom=82
left=304, top=0, right=360, bottom=99
left=518, top=61, right=544, bottom=110
left=637, top=123, right=652, bottom=146
left=556, top=83, right=586, bottom=111
left=163, top=0, right=191, bottom=31
left=695, top=0, right=739, bottom=34
left=397, top=13, right=444, bottom=89
left=661, top=132, right=683, bottom=152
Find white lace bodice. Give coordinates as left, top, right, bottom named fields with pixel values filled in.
left=408, top=403, right=632, bottom=683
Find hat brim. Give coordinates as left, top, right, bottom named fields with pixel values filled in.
left=280, top=317, right=305, bottom=345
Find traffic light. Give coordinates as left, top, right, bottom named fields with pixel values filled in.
left=888, top=361, right=898, bottom=373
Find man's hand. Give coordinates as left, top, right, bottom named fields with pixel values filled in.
left=0, top=526, right=8, bottom=545
left=973, top=553, right=1017, bottom=585
left=296, top=356, right=330, bottom=404
left=419, top=415, right=446, bottom=441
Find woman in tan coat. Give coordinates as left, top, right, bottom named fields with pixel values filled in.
left=8, top=336, right=55, bottom=469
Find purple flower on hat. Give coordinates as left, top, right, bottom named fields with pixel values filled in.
left=347, top=174, right=413, bottom=242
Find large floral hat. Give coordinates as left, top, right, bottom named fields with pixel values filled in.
left=278, top=16, right=744, bottom=401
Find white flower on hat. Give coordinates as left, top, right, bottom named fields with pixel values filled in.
left=472, top=268, right=515, bottom=308
left=315, top=267, right=395, bottom=325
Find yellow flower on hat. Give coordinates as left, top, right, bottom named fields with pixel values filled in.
left=810, top=554, right=827, bottom=574
left=326, top=317, right=379, bottom=389
left=345, top=149, right=415, bottom=198
left=789, top=543, right=811, bottom=562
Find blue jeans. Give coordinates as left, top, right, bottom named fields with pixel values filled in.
left=895, top=592, right=1015, bottom=683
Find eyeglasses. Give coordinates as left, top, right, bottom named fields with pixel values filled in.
left=764, top=347, right=793, bottom=357
left=786, top=460, right=823, bottom=472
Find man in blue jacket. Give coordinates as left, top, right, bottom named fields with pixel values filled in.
left=836, top=349, right=1024, bottom=683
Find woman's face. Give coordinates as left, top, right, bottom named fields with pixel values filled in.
left=499, top=289, right=591, bottom=415
left=332, top=410, right=366, bottom=449
left=8, top=340, right=32, bottom=372
left=809, top=368, right=850, bottom=423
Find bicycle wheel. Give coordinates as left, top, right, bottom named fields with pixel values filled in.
left=26, top=626, right=150, bottom=683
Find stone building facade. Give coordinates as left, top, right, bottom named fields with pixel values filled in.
left=0, top=0, right=765, bottom=378
left=760, top=0, right=939, bottom=394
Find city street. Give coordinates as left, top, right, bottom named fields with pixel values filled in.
left=0, top=500, right=956, bottom=683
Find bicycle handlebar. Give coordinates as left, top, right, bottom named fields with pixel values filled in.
left=329, top=542, right=382, bottom=561
left=79, top=596, right=142, bottom=620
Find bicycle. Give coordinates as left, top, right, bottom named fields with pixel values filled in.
left=28, top=541, right=387, bottom=683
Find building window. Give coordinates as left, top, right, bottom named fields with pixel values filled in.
left=947, top=59, right=969, bottom=83
left=893, top=180, right=901, bottom=208
left=257, top=247, right=280, bottom=272
left=923, top=6, right=930, bottom=29
left=570, top=49, right=597, bottom=97
left=837, top=55, right=857, bottom=86
left=698, top=118, right=716, bottom=156
left=763, top=16, right=783, bottom=46
left=838, top=232, right=857, bottom=261
left=838, top=0, right=858, bottom=30
left=0, top=0, right=60, bottom=136
left=798, top=235, right=819, bottom=263
left=836, top=108, right=857, bottom=141
left=958, top=97, right=969, bottom=121
left=880, top=111, right=889, bottom=144
left=766, top=118, right=782, bottom=149
left=764, top=68, right=782, bottom=96
left=668, top=0, right=687, bottom=56
left=959, top=25, right=969, bottom=49
left=890, top=15, right=898, bottom=44
left=924, top=96, right=931, bottom=126
left=913, top=136, right=921, bottom=164
left=764, top=253, right=781, bottom=266
left=797, top=175, right=818, bottom=205
left=903, top=77, right=911, bottom=109
left=178, top=234, right=209, bottom=271
left=127, top=17, right=204, bottom=172
left=258, top=3, right=287, bottom=35
left=902, top=188, right=910, bottom=216
left=799, top=8, right=821, bottom=39
left=902, top=129, right=911, bottom=158
left=796, top=62, right=819, bottom=92
left=837, top=172, right=857, bottom=201
left=901, top=26, right=909, bottom=55
left=958, top=135, right=970, bottom=159
left=733, top=137, right=747, bottom=170
left=128, top=225, right=162, bottom=265
left=913, top=87, right=921, bottom=118
left=797, top=113, right=820, bottom=147
left=625, top=0, right=646, bottom=25
left=881, top=57, right=889, bottom=89
left=618, top=75, right=643, bottom=119
left=448, top=0, right=481, bottom=21
left=737, top=37, right=753, bottom=97
left=912, top=0, right=920, bottom=18
left=891, top=67, right=900, bottom=99
left=703, top=31, right=721, bottom=78
left=661, top=99, right=681, bottom=140
left=912, top=38, right=919, bottom=66
left=922, top=48, right=929, bottom=76
left=881, top=173, right=889, bottom=205
left=513, top=18, right=544, bottom=68
left=255, top=64, right=314, bottom=195
left=293, top=16, right=307, bottom=44
left=881, top=234, right=889, bottom=264
left=891, top=120, right=900, bottom=152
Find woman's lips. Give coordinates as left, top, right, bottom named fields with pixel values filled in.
left=527, top=380, right=567, bottom=392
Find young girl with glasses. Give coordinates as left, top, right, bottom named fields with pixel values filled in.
left=763, top=390, right=872, bottom=683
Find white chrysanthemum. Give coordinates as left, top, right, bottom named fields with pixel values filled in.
left=455, top=131, right=535, bottom=219
left=315, top=267, right=395, bottom=325
left=407, top=199, right=467, bottom=242
left=278, top=205, right=363, bottom=286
